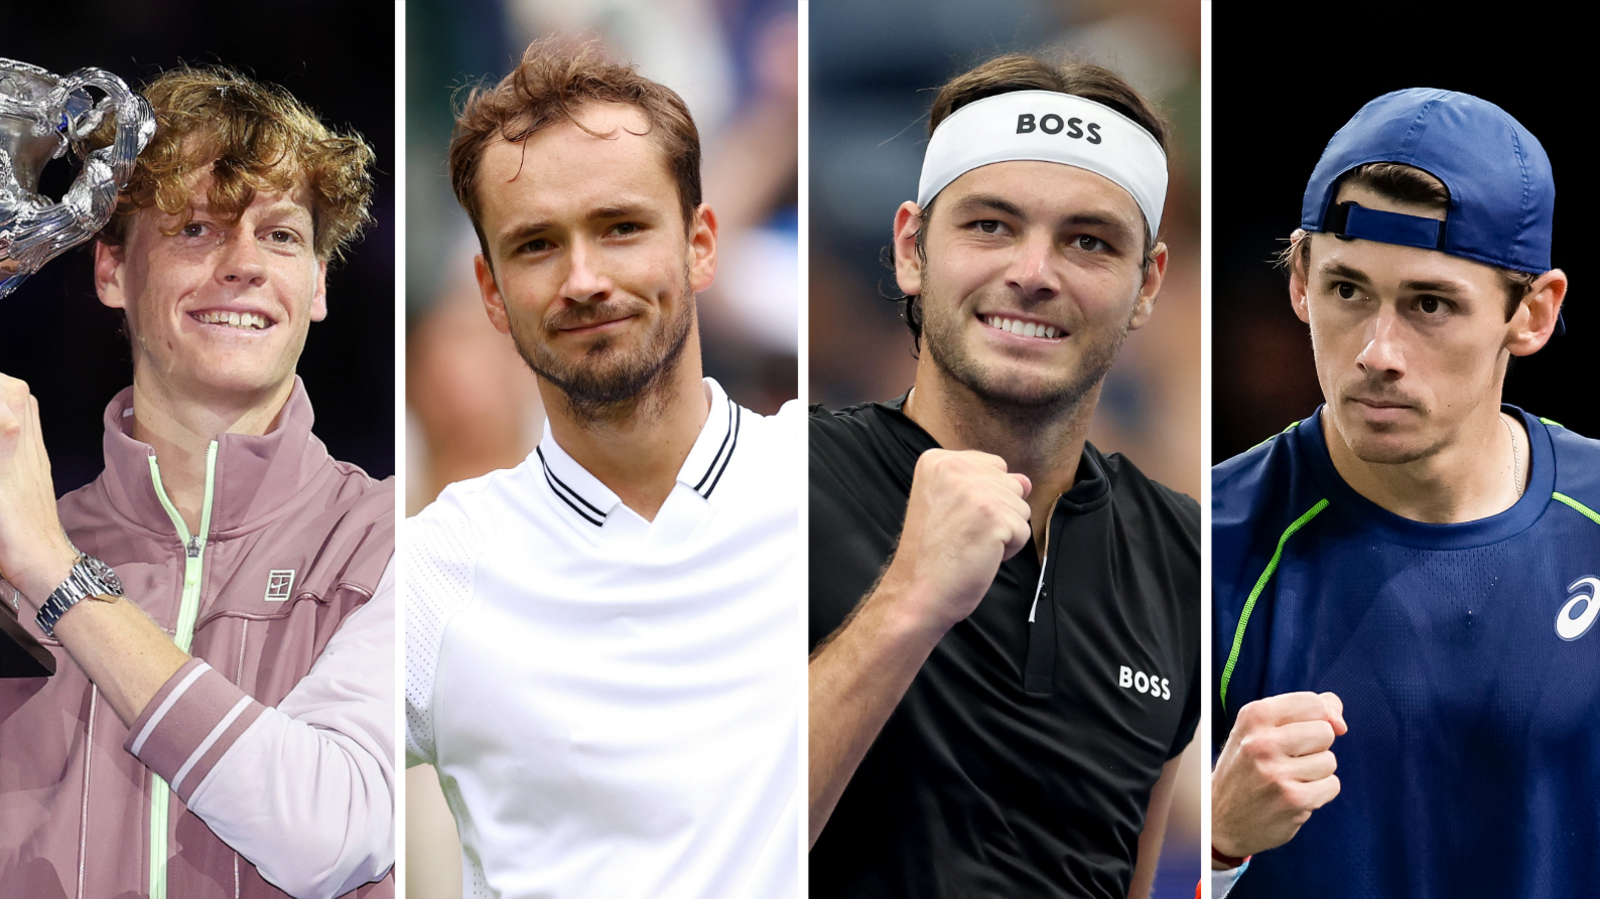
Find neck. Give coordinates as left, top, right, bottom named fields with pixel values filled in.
left=541, top=332, right=710, bottom=522
left=128, top=372, right=296, bottom=533
left=1323, top=399, right=1527, bottom=524
left=904, top=358, right=1098, bottom=552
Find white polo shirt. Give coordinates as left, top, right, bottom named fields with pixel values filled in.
left=405, top=378, right=800, bottom=899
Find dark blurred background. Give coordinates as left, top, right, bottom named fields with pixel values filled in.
left=0, top=0, right=396, bottom=487
left=810, top=1, right=1201, bottom=895
left=1213, top=5, right=1598, bottom=463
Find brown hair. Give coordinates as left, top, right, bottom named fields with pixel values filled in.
left=900, top=54, right=1170, bottom=349
left=1282, top=162, right=1535, bottom=318
left=449, top=39, right=702, bottom=262
left=97, top=66, right=375, bottom=263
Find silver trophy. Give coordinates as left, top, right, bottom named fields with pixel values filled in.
left=0, top=58, right=151, bottom=676
left=0, top=57, right=155, bottom=299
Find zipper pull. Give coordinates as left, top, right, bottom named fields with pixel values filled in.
left=186, top=535, right=203, bottom=558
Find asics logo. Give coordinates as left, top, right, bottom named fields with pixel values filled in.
left=1556, top=576, right=1600, bottom=641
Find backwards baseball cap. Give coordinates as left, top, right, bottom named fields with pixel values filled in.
left=1302, top=88, right=1555, bottom=275
left=918, top=89, right=1168, bottom=234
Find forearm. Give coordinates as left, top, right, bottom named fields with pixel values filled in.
left=127, top=573, right=395, bottom=898
left=1127, top=753, right=1184, bottom=899
left=53, top=591, right=191, bottom=727
left=808, top=572, right=945, bottom=847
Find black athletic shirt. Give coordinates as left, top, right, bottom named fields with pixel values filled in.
left=809, top=398, right=1200, bottom=899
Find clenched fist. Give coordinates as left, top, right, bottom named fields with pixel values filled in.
left=1211, top=691, right=1347, bottom=863
left=0, top=373, right=78, bottom=606
left=880, top=448, right=1032, bottom=634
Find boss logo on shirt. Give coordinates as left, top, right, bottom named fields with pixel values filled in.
left=1557, top=575, right=1600, bottom=641
left=1016, top=113, right=1103, bottom=144
left=1119, top=665, right=1170, bottom=700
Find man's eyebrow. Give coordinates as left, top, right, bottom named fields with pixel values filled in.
left=1056, top=211, right=1138, bottom=242
left=587, top=203, right=649, bottom=222
left=495, top=203, right=655, bottom=246
left=948, top=194, right=1027, bottom=221
left=1398, top=277, right=1471, bottom=295
left=1318, top=262, right=1374, bottom=285
left=1318, top=262, right=1472, bottom=295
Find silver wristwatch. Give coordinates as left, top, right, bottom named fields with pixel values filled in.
left=35, top=554, right=124, bottom=637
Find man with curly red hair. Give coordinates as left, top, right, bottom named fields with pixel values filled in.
left=0, top=68, right=394, bottom=899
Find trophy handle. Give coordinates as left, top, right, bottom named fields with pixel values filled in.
left=0, top=66, right=156, bottom=298
left=55, top=67, right=155, bottom=222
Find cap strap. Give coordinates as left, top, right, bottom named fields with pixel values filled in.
left=1325, top=201, right=1446, bottom=250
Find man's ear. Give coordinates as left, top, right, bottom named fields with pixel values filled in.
left=688, top=203, right=718, bottom=293
left=1287, top=230, right=1312, bottom=324
left=94, top=240, right=127, bottom=310
left=475, top=254, right=512, bottom=336
left=311, top=259, right=328, bottom=322
left=1128, top=242, right=1168, bottom=331
left=892, top=201, right=925, bottom=298
left=1507, top=268, right=1567, bottom=357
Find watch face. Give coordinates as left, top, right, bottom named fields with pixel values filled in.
left=80, top=556, right=124, bottom=597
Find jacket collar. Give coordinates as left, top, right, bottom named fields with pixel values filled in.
left=97, top=377, right=335, bottom=538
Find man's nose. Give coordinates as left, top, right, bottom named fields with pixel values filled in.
left=561, top=238, right=613, bottom=303
left=1005, top=231, right=1060, bottom=301
left=1356, top=305, right=1406, bottom=377
left=218, top=230, right=267, bottom=286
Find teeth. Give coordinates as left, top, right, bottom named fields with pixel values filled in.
left=985, top=316, right=1058, bottom=339
left=195, top=310, right=270, bottom=330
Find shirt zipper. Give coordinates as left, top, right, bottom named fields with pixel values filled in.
left=1023, top=504, right=1062, bottom=696
left=144, top=441, right=218, bottom=899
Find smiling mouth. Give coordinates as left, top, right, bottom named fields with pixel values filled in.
left=982, top=314, right=1062, bottom=339
left=193, top=310, right=272, bottom=331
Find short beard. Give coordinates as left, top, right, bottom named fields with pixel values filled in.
left=511, top=274, right=696, bottom=426
left=919, top=286, right=1132, bottom=426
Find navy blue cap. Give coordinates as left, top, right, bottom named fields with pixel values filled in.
left=1302, top=88, right=1555, bottom=275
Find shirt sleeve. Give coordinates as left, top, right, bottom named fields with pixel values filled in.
left=123, top=556, right=396, bottom=899
left=403, top=493, right=483, bottom=768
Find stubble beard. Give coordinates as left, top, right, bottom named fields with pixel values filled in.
left=918, top=280, right=1134, bottom=427
left=511, top=274, right=696, bottom=426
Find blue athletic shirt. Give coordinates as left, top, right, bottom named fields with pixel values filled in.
left=1213, top=406, right=1600, bottom=899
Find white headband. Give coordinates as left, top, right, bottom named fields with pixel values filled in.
left=916, top=90, right=1168, bottom=234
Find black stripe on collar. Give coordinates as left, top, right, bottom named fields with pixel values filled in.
left=537, top=446, right=607, bottom=527
left=698, top=402, right=741, bottom=500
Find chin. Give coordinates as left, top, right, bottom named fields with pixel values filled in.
left=1333, top=419, right=1435, bottom=466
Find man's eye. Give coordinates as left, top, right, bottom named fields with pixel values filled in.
left=1075, top=235, right=1105, bottom=252
left=1418, top=296, right=1443, bottom=314
left=181, top=222, right=208, bottom=238
left=975, top=220, right=1001, bottom=234
left=522, top=238, right=552, bottom=252
left=1336, top=283, right=1357, bottom=299
left=267, top=229, right=299, bottom=244
left=612, top=222, right=640, bottom=236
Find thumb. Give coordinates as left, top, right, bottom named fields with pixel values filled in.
left=1011, top=472, right=1032, bottom=499
left=1321, top=691, right=1348, bottom=736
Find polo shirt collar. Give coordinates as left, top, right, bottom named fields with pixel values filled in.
left=535, top=378, right=742, bottom=544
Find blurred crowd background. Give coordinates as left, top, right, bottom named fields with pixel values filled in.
left=809, top=0, right=1201, bottom=505
left=1, top=0, right=396, bottom=487
left=809, top=2, right=1201, bottom=893
left=403, top=1, right=798, bottom=895
left=1212, top=7, right=1598, bottom=463
left=404, top=0, right=799, bottom=515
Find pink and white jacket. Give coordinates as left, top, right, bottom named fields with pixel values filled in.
left=0, top=380, right=395, bottom=899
